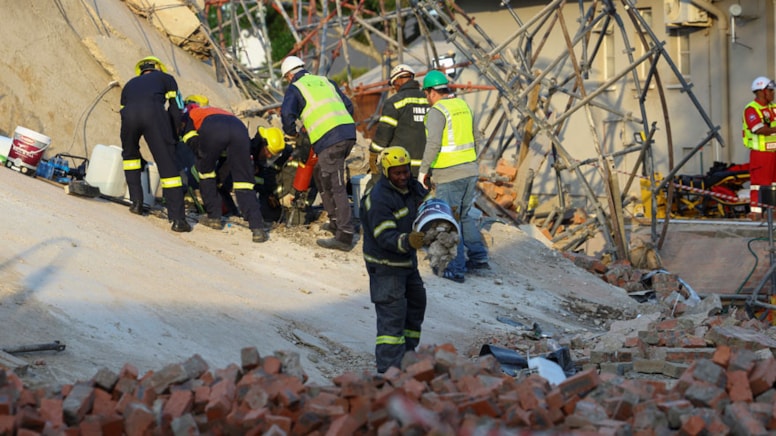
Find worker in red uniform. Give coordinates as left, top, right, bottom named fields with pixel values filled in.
left=743, top=76, right=776, bottom=219
left=180, top=95, right=268, bottom=243
left=120, top=56, right=190, bottom=232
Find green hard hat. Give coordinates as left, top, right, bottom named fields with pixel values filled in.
left=423, top=70, right=449, bottom=90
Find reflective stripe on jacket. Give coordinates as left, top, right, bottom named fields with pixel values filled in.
left=427, top=97, right=477, bottom=169
left=293, top=75, right=354, bottom=144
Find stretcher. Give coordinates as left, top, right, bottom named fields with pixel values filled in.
left=669, top=162, right=750, bottom=219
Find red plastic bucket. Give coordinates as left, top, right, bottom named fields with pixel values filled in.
left=8, top=126, right=51, bottom=173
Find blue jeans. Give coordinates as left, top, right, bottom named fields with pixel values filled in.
left=434, top=176, right=489, bottom=276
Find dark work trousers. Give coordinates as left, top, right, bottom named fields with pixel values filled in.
left=194, top=115, right=265, bottom=231
left=313, top=139, right=355, bottom=238
left=369, top=267, right=426, bottom=373
left=120, top=104, right=185, bottom=221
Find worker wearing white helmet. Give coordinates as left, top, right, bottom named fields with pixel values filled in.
left=743, top=76, right=776, bottom=218
left=120, top=56, right=190, bottom=232
left=369, top=63, right=429, bottom=184
left=280, top=55, right=358, bottom=251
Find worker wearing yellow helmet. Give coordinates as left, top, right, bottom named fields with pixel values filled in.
left=120, top=56, right=189, bottom=232
left=359, top=145, right=431, bottom=374
left=134, top=56, right=168, bottom=76
left=251, top=126, right=295, bottom=223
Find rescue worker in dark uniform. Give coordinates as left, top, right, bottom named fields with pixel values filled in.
left=280, top=55, right=357, bottom=251
left=180, top=96, right=268, bottom=243
left=120, top=56, right=190, bottom=232
left=360, top=146, right=430, bottom=373
left=250, top=126, right=291, bottom=223
left=369, top=64, right=429, bottom=185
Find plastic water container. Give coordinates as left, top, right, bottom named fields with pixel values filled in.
left=123, top=161, right=160, bottom=207
left=350, top=174, right=371, bottom=217
left=36, top=159, right=55, bottom=179
left=8, top=126, right=51, bottom=174
left=85, top=144, right=126, bottom=197
left=0, top=135, right=12, bottom=164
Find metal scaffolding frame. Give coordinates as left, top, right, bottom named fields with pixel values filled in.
left=196, top=0, right=724, bottom=261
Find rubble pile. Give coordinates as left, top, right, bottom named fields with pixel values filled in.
left=1, top=329, right=775, bottom=435
left=563, top=252, right=698, bottom=306
left=420, top=219, right=459, bottom=273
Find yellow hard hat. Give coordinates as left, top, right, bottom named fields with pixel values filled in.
left=184, top=94, right=209, bottom=106
left=259, top=127, right=285, bottom=155
left=380, top=146, right=411, bottom=177
left=135, top=56, right=168, bottom=76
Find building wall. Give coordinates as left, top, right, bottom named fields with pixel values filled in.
left=447, top=0, right=774, bottom=202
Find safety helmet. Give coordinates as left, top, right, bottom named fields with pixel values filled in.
left=389, top=64, right=415, bottom=85
left=184, top=94, right=209, bottom=106
left=134, top=56, right=168, bottom=76
left=259, top=127, right=285, bottom=155
left=752, top=76, right=775, bottom=92
left=422, top=70, right=449, bottom=90
left=380, top=146, right=411, bottom=177
left=281, top=56, right=305, bottom=77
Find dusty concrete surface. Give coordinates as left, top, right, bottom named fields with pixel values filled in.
left=636, top=220, right=773, bottom=296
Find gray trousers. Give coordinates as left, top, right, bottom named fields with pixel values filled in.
left=313, top=139, right=355, bottom=238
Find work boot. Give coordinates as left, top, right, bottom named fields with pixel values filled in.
left=171, top=219, right=192, bottom=233
left=466, top=260, right=491, bottom=270
left=199, top=216, right=223, bottom=230
left=320, top=221, right=337, bottom=235
left=252, top=228, right=268, bottom=243
left=129, top=201, right=144, bottom=216
left=316, top=232, right=354, bottom=252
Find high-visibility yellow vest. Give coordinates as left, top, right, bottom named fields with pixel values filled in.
left=743, top=101, right=776, bottom=151
left=293, top=75, right=354, bottom=144
left=427, top=98, right=477, bottom=169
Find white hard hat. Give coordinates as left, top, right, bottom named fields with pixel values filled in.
left=752, top=76, right=775, bottom=92
left=281, top=56, right=305, bottom=77
left=389, top=64, right=415, bottom=85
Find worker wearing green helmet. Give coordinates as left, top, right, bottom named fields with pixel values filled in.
left=419, top=69, right=489, bottom=283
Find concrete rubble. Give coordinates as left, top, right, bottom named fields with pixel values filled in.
left=420, top=220, right=459, bottom=274
left=1, top=298, right=775, bottom=435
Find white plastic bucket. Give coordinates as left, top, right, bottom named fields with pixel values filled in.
left=124, top=161, right=160, bottom=207
left=85, top=144, right=126, bottom=197
left=0, top=135, right=12, bottom=164
left=8, top=126, right=51, bottom=173
left=413, top=198, right=461, bottom=234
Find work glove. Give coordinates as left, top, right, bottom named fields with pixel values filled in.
left=284, top=134, right=298, bottom=148
left=280, top=193, right=295, bottom=208
left=451, top=206, right=461, bottom=222
left=408, top=231, right=425, bottom=249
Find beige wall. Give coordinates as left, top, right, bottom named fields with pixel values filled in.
left=442, top=0, right=774, bottom=200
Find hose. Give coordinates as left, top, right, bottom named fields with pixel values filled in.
left=68, top=81, right=120, bottom=157
left=735, top=237, right=769, bottom=294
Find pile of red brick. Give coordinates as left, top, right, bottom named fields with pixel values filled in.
left=1, top=338, right=775, bottom=435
